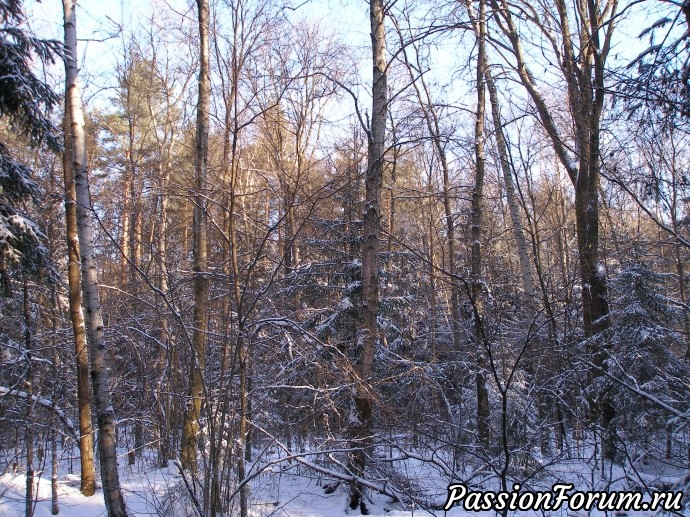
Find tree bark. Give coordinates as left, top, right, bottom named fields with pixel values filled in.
left=484, top=69, right=535, bottom=302
left=180, top=0, right=211, bottom=472
left=493, top=0, right=618, bottom=460
left=51, top=424, right=59, bottom=515
left=63, top=1, right=128, bottom=514
left=348, top=0, right=387, bottom=512
left=23, top=279, right=34, bottom=517
left=59, top=9, right=96, bottom=491
left=471, top=0, right=490, bottom=450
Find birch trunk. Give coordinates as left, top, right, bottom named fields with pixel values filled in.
left=484, top=69, right=534, bottom=301
left=63, top=1, right=127, bottom=514
left=155, top=158, right=172, bottom=465
left=59, top=10, right=96, bottom=491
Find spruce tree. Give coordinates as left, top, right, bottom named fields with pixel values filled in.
left=0, top=0, right=62, bottom=287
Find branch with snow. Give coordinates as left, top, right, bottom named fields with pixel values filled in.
left=228, top=422, right=408, bottom=507
left=0, top=386, right=77, bottom=439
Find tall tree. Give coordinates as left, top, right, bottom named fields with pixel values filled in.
left=180, top=0, right=211, bottom=472
left=57, top=23, right=97, bottom=501
left=470, top=0, right=490, bottom=449
left=61, top=127, right=96, bottom=496
left=348, top=0, right=387, bottom=512
left=62, top=0, right=128, bottom=514
left=492, top=0, right=619, bottom=459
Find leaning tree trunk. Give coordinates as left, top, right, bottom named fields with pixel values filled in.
left=63, top=1, right=127, bottom=515
left=348, top=0, right=387, bottom=513
left=180, top=0, right=211, bottom=472
left=484, top=69, right=534, bottom=303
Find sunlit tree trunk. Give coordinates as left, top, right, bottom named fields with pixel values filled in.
left=63, top=1, right=127, bottom=514
left=59, top=9, right=96, bottom=493
left=484, top=69, right=534, bottom=302
left=180, top=0, right=211, bottom=472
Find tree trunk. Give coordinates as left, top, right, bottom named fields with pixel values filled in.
left=51, top=424, right=59, bottom=515
left=237, top=335, right=249, bottom=517
left=493, top=0, right=618, bottom=460
left=155, top=161, right=172, bottom=465
left=63, top=1, right=128, bottom=514
left=23, top=279, right=34, bottom=517
left=348, top=0, right=387, bottom=512
left=471, top=0, right=490, bottom=450
left=60, top=15, right=96, bottom=492
left=484, top=69, right=534, bottom=302
left=180, top=0, right=211, bottom=472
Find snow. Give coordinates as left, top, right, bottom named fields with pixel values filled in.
left=0, top=210, right=47, bottom=265
left=2, top=445, right=689, bottom=517
left=0, top=464, right=443, bottom=517
left=0, top=387, right=77, bottom=438
left=167, top=459, right=182, bottom=477
left=0, top=468, right=165, bottom=517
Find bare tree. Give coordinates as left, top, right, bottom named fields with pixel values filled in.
left=60, top=101, right=97, bottom=496
left=470, top=0, right=490, bottom=449
left=348, top=0, right=387, bottom=512
left=62, top=0, right=127, bottom=514
left=180, top=0, right=211, bottom=473
left=491, top=0, right=619, bottom=459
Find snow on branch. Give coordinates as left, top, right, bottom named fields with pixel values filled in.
left=0, top=386, right=77, bottom=438
left=229, top=422, right=407, bottom=506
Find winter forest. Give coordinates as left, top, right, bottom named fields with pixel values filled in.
left=3, top=0, right=690, bottom=514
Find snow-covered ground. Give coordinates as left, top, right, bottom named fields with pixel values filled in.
left=1, top=451, right=689, bottom=516
left=0, top=465, right=441, bottom=516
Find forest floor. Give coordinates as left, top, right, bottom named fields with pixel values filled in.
left=0, top=458, right=444, bottom=517
left=1, top=449, right=689, bottom=516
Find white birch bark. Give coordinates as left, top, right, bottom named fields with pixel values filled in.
left=62, top=1, right=127, bottom=514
